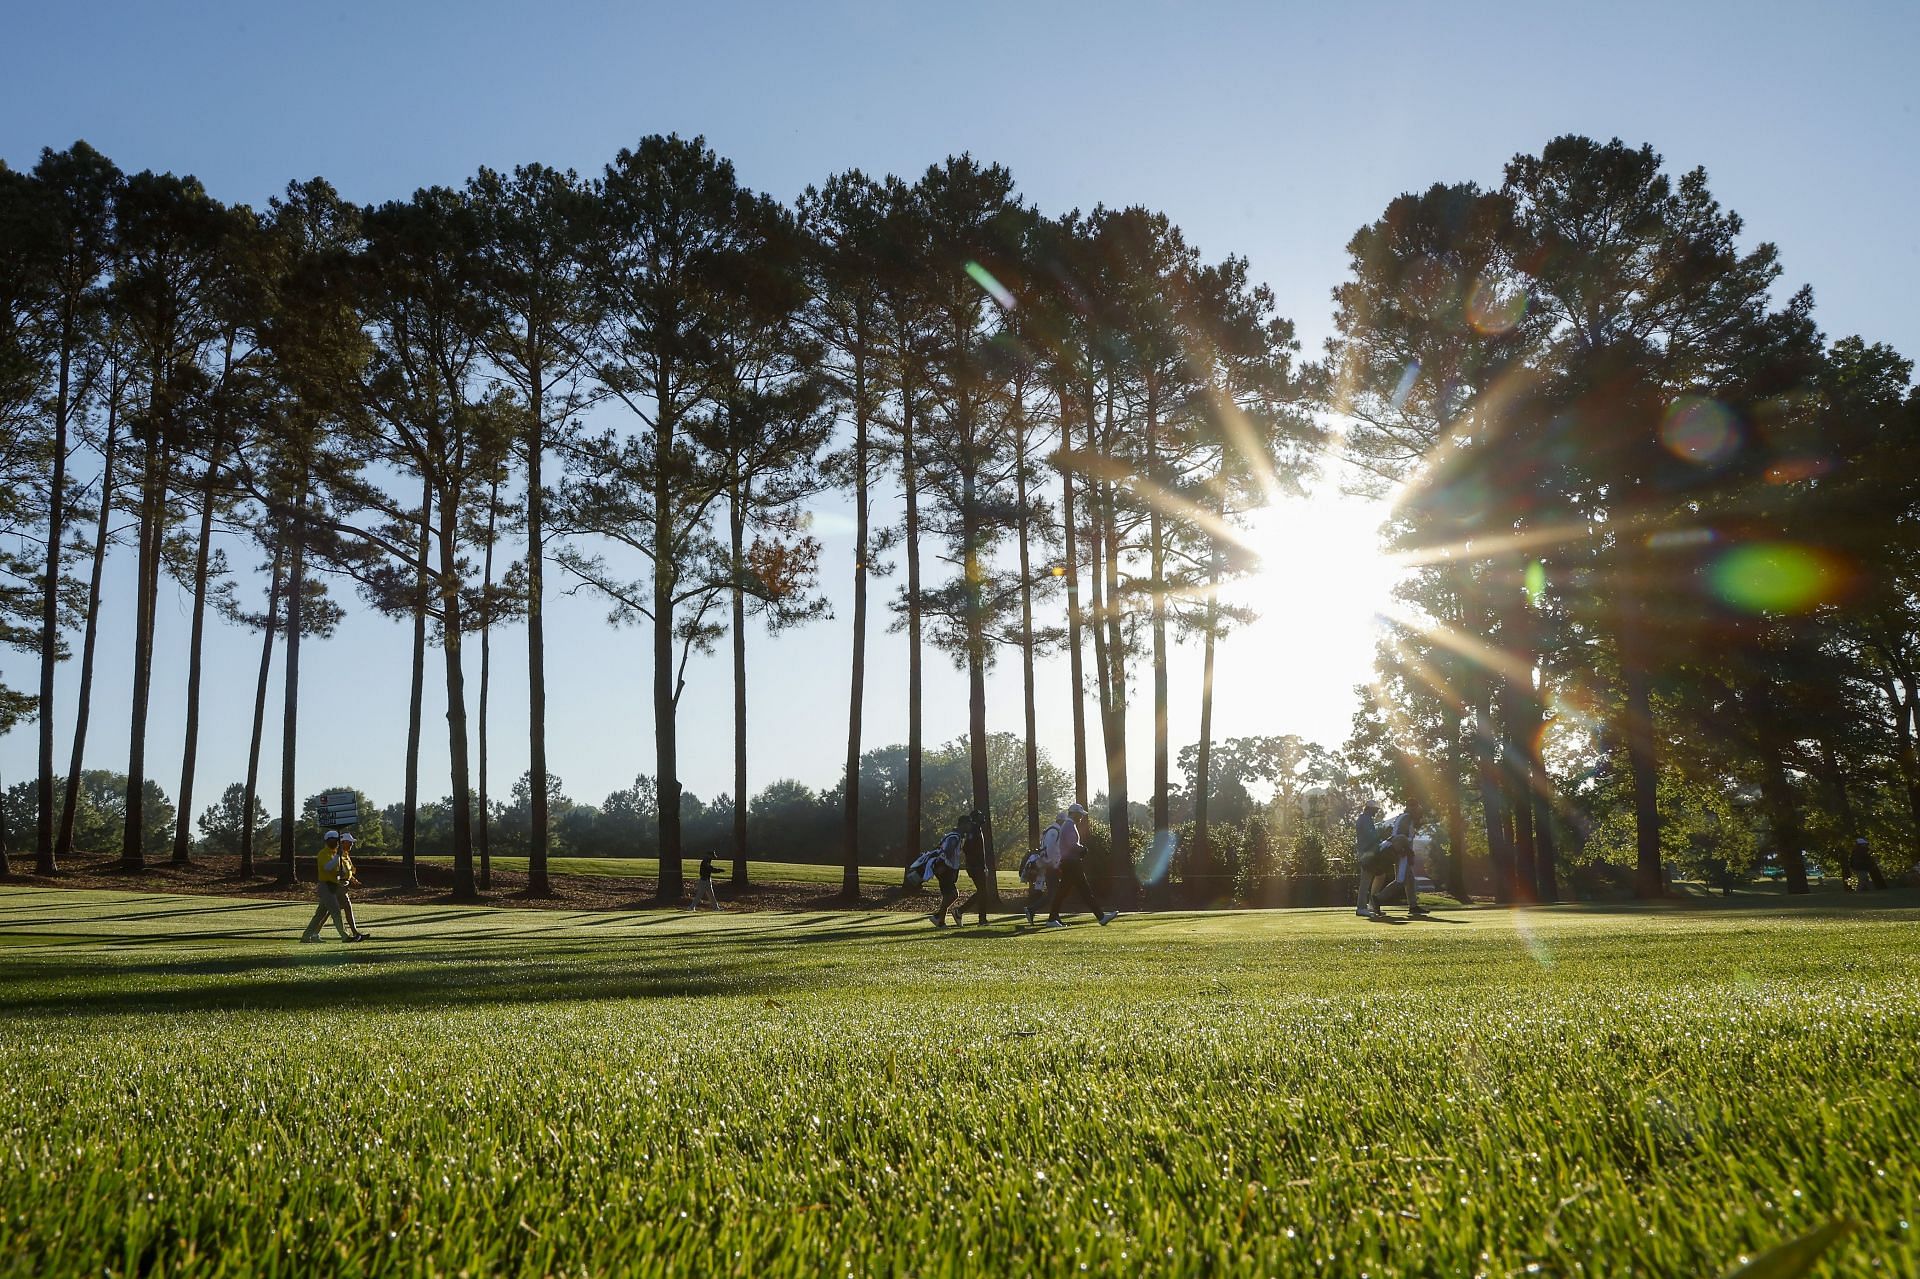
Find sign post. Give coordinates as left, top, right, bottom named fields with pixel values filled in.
left=314, top=790, right=360, bottom=829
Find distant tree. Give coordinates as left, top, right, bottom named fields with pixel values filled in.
left=872, top=174, right=944, bottom=877
left=56, top=320, right=133, bottom=862
left=111, top=169, right=231, bottom=870
left=22, top=144, right=119, bottom=874
left=562, top=134, right=771, bottom=900
left=799, top=169, right=891, bottom=898
left=233, top=177, right=368, bottom=888
left=468, top=161, right=602, bottom=897
left=352, top=185, right=511, bottom=901
left=167, top=203, right=261, bottom=865
left=910, top=155, right=1026, bottom=897
left=197, top=782, right=268, bottom=857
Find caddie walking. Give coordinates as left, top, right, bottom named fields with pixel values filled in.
left=301, top=829, right=370, bottom=943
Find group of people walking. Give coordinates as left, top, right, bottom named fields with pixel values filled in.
left=1354, top=799, right=1432, bottom=921
left=911, top=802, right=1118, bottom=929
left=302, top=828, right=372, bottom=943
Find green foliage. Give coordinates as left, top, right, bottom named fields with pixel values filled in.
left=195, top=783, right=267, bottom=856
left=3, top=772, right=172, bottom=855
left=1583, top=761, right=1758, bottom=877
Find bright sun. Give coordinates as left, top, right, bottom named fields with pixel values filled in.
left=1211, top=484, right=1403, bottom=747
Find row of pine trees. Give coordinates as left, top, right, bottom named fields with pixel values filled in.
left=0, top=135, right=1314, bottom=904
left=2, top=133, right=1913, bottom=903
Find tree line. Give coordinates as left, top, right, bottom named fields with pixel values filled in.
left=0, top=135, right=1314, bottom=906
left=0, top=133, right=1911, bottom=903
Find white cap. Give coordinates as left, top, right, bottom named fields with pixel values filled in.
left=338, top=831, right=356, bottom=845
left=323, top=829, right=340, bottom=842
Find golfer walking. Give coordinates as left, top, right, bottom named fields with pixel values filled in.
left=302, top=830, right=370, bottom=943
left=1044, top=803, right=1117, bottom=929
left=948, top=810, right=992, bottom=925
left=1354, top=802, right=1382, bottom=917
left=688, top=851, right=722, bottom=910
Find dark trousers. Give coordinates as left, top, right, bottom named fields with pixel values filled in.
left=1851, top=851, right=1888, bottom=891
left=1047, top=858, right=1104, bottom=921
left=952, top=864, right=989, bottom=922
left=933, top=866, right=959, bottom=914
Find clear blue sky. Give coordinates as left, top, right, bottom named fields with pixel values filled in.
left=3, top=0, right=1915, bottom=833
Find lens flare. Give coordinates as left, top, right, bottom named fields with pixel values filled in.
left=1524, top=560, right=1547, bottom=604
left=1710, top=543, right=1848, bottom=613
left=1510, top=909, right=1553, bottom=969
left=1465, top=279, right=1528, bottom=335
left=1659, top=397, right=1740, bottom=467
left=964, top=260, right=1016, bottom=311
left=1389, top=359, right=1421, bottom=412
left=1764, top=456, right=1831, bottom=484
left=1646, top=527, right=1717, bottom=550
left=1139, top=829, right=1178, bottom=887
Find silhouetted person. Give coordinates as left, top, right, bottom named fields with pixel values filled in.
left=1379, top=801, right=1431, bottom=919
left=1354, top=802, right=1382, bottom=918
left=1849, top=837, right=1887, bottom=892
left=1045, top=803, right=1117, bottom=929
left=949, top=810, right=991, bottom=925
left=918, top=828, right=964, bottom=927
left=688, top=851, right=721, bottom=910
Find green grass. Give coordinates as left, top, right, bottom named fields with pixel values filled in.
left=1, top=886, right=1916, bottom=1277
left=414, top=853, right=1028, bottom=893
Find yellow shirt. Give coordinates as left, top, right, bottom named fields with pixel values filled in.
left=319, top=844, right=355, bottom=886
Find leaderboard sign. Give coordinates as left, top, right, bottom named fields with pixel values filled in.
left=314, top=790, right=360, bottom=829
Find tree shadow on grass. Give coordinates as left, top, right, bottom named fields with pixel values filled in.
left=0, top=907, right=1010, bottom=1021
left=0, top=938, right=805, bottom=1019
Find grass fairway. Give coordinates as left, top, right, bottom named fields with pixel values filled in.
left=1, top=887, right=1916, bottom=1276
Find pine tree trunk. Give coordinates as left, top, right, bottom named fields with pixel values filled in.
left=1059, top=390, right=1088, bottom=808
left=171, top=452, right=224, bottom=865
left=276, top=490, right=307, bottom=887
left=1474, top=681, right=1511, bottom=904
left=57, top=384, right=119, bottom=866
left=1748, top=682, right=1808, bottom=895
left=653, top=384, right=684, bottom=902
left=400, top=478, right=430, bottom=887
left=841, top=350, right=868, bottom=898
left=1498, top=585, right=1537, bottom=901
left=437, top=486, right=478, bottom=902
left=1819, top=740, right=1870, bottom=885
left=0, top=770, right=12, bottom=877
left=961, top=452, right=997, bottom=906
left=35, top=318, right=74, bottom=866
left=1887, top=678, right=1920, bottom=863
left=240, top=538, right=284, bottom=879
left=122, top=430, right=165, bottom=873
left=1015, top=420, right=1040, bottom=850
left=903, top=388, right=923, bottom=863
left=1193, top=555, right=1220, bottom=894
left=730, top=476, right=749, bottom=888
left=1099, top=419, right=1135, bottom=900
left=1617, top=574, right=1663, bottom=898
left=1443, top=699, right=1471, bottom=902
left=1530, top=679, right=1559, bottom=902
left=525, top=373, right=552, bottom=896
left=1146, top=389, right=1169, bottom=847
left=477, top=479, right=498, bottom=893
